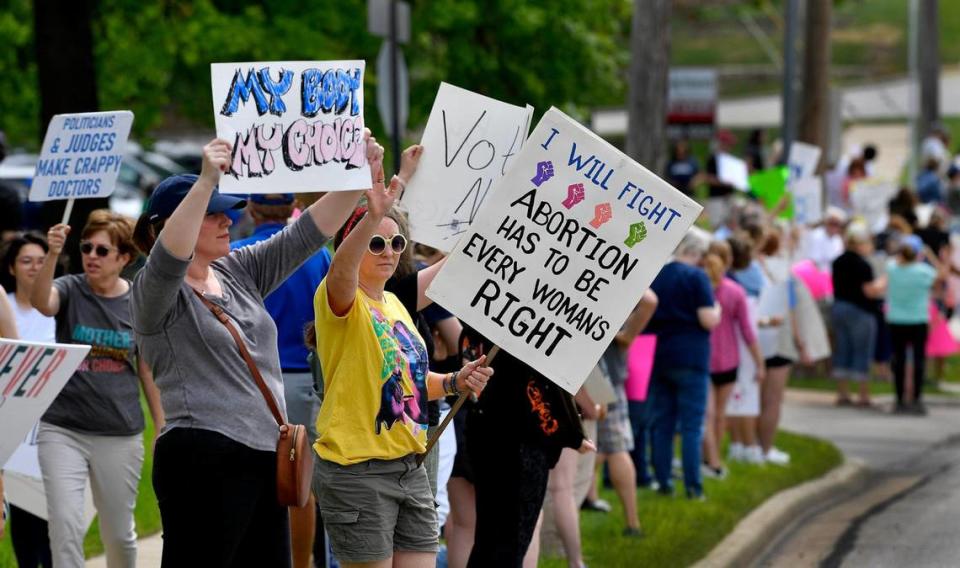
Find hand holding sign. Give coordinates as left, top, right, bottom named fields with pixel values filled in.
left=201, top=139, right=234, bottom=184
left=455, top=354, right=494, bottom=396
left=46, top=224, right=70, bottom=255
left=399, top=144, right=424, bottom=187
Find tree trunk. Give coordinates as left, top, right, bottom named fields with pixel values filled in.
left=918, top=0, right=939, bottom=138
left=798, top=0, right=831, bottom=173
left=626, top=0, right=671, bottom=175
left=34, top=0, right=108, bottom=273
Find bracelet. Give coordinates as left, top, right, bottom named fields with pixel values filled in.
left=443, top=372, right=458, bottom=396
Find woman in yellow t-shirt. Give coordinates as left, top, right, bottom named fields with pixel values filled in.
left=312, top=168, right=492, bottom=568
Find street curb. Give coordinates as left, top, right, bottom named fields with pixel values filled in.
left=692, top=458, right=868, bottom=568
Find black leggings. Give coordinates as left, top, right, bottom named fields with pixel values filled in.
left=466, top=432, right=552, bottom=568
left=890, top=323, right=929, bottom=404
left=10, top=505, right=52, bottom=568
left=153, top=428, right=291, bottom=568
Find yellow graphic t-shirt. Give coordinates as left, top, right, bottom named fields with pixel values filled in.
left=313, top=279, right=430, bottom=465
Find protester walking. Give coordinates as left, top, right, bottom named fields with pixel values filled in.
left=130, top=136, right=380, bottom=567
left=31, top=211, right=164, bottom=568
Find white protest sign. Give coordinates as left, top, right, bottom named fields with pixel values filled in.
left=787, top=141, right=822, bottom=182
left=211, top=61, right=369, bottom=194
left=726, top=299, right=760, bottom=417
left=3, top=424, right=96, bottom=525
left=717, top=153, right=749, bottom=191
left=0, top=339, right=90, bottom=467
left=850, top=178, right=897, bottom=234
left=584, top=365, right=617, bottom=406
left=401, top=83, right=535, bottom=251
left=426, top=108, right=702, bottom=393
left=29, top=111, right=134, bottom=203
left=791, top=176, right=823, bottom=225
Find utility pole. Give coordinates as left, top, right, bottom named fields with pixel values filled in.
left=918, top=0, right=940, bottom=142
left=781, top=0, right=800, bottom=164
left=799, top=0, right=832, bottom=174
left=626, top=0, right=671, bottom=175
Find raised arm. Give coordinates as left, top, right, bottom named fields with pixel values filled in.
left=416, top=257, right=446, bottom=311
left=615, top=289, right=658, bottom=349
left=0, top=286, right=18, bottom=339
left=304, top=132, right=383, bottom=237
left=31, top=223, right=67, bottom=317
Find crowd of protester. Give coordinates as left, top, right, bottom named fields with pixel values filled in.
left=0, top=118, right=957, bottom=568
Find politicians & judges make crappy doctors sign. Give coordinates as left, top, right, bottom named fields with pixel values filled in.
left=211, top=61, right=370, bottom=194
left=427, top=108, right=702, bottom=393
left=29, top=111, right=134, bottom=202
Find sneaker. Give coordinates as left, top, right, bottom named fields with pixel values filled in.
left=893, top=402, right=911, bottom=415
left=622, top=526, right=644, bottom=538
left=727, top=442, right=745, bottom=462
left=744, top=445, right=766, bottom=464
left=910, top=401, right=929, bottom=416
left=581, top=498, right=612, bottom=513
left=701, top=463, right=728, bottom=479
left=765, top=447, right=791, bottom=465
left=688, top=493, right=707, bottom=502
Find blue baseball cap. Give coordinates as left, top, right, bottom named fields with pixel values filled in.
left=249, top=193, right=295, bottom=205
left=146, top=174, right=246, bottom=223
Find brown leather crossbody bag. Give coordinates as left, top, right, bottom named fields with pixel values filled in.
left=194, top=290, right=313, bottom=507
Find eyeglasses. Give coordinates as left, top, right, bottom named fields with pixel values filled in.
left=368, top=234, right=407, bottom=256
left=79, top=242, right=117, bottom=258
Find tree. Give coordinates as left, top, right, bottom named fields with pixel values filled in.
left=626, top=0, right=671, bottom=174
left=798, top=0, right=831, bottom=173
left=34, top=0, right=107, bottom=272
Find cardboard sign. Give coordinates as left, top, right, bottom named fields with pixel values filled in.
left=787, top=141, right=822, bottom=181
left=584, top=366, right=617, bottom=406
left=29, top=111, right=134, bottom=202
left=211, top=61, right=369, bottom=194
left=791, top=176, right=823, bottom=225
left=426, top=108, right=701, bottom=393
left=0, top=340, right=90, bottom=467
left=850, top=178, right=897, bottom=233
left=717, top=153, right=749, bottom=191
left=401, top=83, right=535, bottom=251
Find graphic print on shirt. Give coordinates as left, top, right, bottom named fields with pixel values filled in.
left=72, top=324, right=133, bottom=373
left=371, top=307, right=429, bottom=435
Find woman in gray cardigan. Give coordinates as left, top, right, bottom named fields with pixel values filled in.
left=131, top=134, right=383, bottom=567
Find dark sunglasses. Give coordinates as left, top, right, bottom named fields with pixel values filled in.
left=79, top=241, right=116, bottom=258
left=368, top=234, right=407, bottom=256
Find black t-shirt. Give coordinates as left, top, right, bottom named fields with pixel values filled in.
left=385, top=270, right=440, bottom=427
left=917, top=227, right=950, bottom=257
left=831, top=251, right=879, bottom=313
left=666, top=157, right=699, bottom=196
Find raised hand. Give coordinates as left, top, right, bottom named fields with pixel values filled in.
left=561, top=183, right=586, bottom=209
left=531, top=160, right=555, bottom=187
left=47, top=223, right=70, bottom=256
left=398, top=144, right=424, bottom=185
left=200, top=139, right=232, bottom=185
left=590, top=202, right=613, bottom=228
left=365, top=166, right=400, bottom=220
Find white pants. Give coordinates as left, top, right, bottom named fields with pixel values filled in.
left=37, top=422, right=143, bottom=568
left=436, top=408, right=457, bottom=527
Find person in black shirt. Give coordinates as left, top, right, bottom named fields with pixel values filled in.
left=831, top=225, right=886, bottom=407
left=665, top=139, right=700, bottom=197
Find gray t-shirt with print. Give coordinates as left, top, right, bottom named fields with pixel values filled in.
left=42, top=274, right=144, bottom=435
left=131, top=213, right=328, bottom=452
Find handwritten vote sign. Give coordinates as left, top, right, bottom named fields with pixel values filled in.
left=0, top=340, right=90, bottom=467
left=211, top=61, right=369, bottom=194
left=29, top=111, right=134, bottom=202
left=427, top=108, right=701, bottom=393
left=401, top=83, right=534, bottom=251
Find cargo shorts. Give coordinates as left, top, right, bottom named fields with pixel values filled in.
left=313, top=454, right=439, bottom=563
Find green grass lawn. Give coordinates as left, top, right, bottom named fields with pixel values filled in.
left=541, top=431, right=843, bottom=568
left=0, top=397, right=161, bottom=567
left=789, top=355, right=960, bottom=397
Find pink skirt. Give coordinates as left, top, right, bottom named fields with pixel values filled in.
left=927, top=302, right=959, bottom=357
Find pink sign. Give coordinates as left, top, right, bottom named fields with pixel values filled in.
left=625, top=335, right=657, bottom=402
left=792, top=259, right=833, bottom=301
left=927, top=302, right=959, bottom=357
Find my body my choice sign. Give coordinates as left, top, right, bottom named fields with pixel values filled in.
left=427, top=108, right=702, bottom=393
left=211, top=60, right=370, bottom=194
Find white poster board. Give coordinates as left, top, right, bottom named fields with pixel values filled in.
left=211, top=61, right=369, bottom=194
left=401, top=83, right=535, bottom=251
left=29, top=111, right=134, bottom=202
left=850, top=179, right=897, bottom=234
left=791, top=176, right=823, bottom=225
left=717, top=153, right=749, bottom=191
left=727, top=297, right=760, bottom=417
left=584, top=365, right=617, bottom=406
left=426, top=108, right=702, bottom=393
left=0, top=340, right=90, bottom=467
left=787, top=141, right=822, bottom=182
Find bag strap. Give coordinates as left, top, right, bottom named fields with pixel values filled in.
left=192, top=289, right=285, bottom=428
